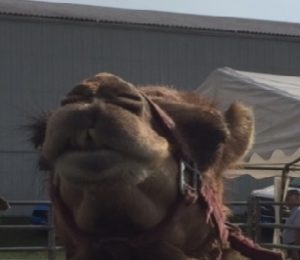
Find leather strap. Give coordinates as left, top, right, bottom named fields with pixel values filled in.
left=227, top=223, right=284, bottom=260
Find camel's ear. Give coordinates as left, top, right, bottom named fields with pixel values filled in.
left=152, top=99, right=254, bottom=170
left=222, top=102, right=254, bottom=167
left=156, top=102, right=229, bottom=170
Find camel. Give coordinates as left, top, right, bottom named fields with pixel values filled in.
left=30, top=73, right=284, bottom=259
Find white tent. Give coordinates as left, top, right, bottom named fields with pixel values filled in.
left=197, top=67, right=300, bottom=178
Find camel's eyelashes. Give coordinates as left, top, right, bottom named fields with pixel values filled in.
left=28, top=113, right=49, bottom=149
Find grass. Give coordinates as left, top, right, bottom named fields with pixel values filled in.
left=0, top=216, right=65, bottom=259
left=0, top=250, right=65, bottom=260
left=0, top=217, right=48, bottom=247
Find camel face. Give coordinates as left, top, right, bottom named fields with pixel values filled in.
left=38, top=73, right=181, bottom=233
left=31, top=73, right=254, bottom=259
left=43, top=73, right=174, bottom=180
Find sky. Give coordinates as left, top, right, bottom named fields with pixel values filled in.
left=28, top=0, right=300, bottom=23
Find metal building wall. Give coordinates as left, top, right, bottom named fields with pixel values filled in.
left=1, top=16, right=300, bottom=213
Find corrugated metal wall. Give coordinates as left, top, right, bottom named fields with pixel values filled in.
left=1, top=16, right=300, bottom=214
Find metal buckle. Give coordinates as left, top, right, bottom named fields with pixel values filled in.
left=179, top=160, right=201, bottom=196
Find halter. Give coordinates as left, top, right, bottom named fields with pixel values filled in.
left=49, top=93, right=284, bottom=260
left=144, top=95, right=284, bottom=260
left=142, top=95, right=202, bottom=204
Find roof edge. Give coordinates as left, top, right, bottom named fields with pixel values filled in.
left=1, top=0, right=300, bottom=38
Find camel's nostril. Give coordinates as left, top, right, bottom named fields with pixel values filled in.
left=88, top=128, right=96, bottom=142
left=72, top=128, right=97, bottom=150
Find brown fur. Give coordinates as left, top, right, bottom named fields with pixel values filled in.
left=31, top=73, right=254, bottom=259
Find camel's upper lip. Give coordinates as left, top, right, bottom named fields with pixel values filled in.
left=58, top=127, right=118, bottom=157
left=55, top=149, right=124, bottom=173
left=59, top=144, right=118, bottom=162
left=53, top=148, right=149, bottom=184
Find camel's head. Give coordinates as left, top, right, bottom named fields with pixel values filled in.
left=30, top=73, right=254, bottom=258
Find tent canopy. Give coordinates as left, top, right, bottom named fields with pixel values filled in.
left=197, top=67, right=300, bottom=177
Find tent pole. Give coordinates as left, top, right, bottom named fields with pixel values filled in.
left=272, top=166, right=290, bottom=247
left=273, top=177, right=281, bottom=246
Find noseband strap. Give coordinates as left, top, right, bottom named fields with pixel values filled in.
left=142, top=95, right=201, bottom=202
